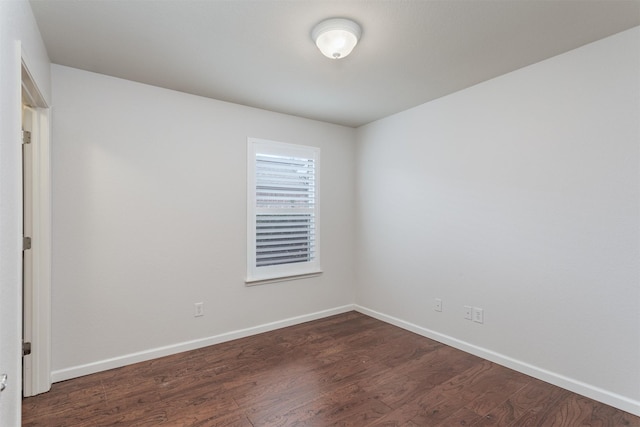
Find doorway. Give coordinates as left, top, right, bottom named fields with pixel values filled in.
left=21, top=61, right=51, bottom=397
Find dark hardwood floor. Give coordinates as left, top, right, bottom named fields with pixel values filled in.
left=23, top=312, right=640, bottom=426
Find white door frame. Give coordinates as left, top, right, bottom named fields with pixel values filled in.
left=21, top=60, right=51, bottom=397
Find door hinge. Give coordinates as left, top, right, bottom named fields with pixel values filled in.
left=23, top=236, right=32, bottom=250
left=22, top=130, right=31, bottom=144
left=22, top=341, right=32, bottom=356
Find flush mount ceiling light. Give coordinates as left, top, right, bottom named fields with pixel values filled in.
left=311, top=18, right=362, bottom=59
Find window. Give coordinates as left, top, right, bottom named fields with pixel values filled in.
left=246, top=138, right=321, bottom=283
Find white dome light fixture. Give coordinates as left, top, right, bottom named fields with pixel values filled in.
left=311, top=18, right=362, bottom=59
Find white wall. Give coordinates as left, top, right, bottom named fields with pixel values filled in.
left=356, top=27, right=640, bottom=414
left=50, top=65, right=356, bottom=379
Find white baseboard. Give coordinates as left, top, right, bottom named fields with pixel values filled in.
left=51, top=304, right=355, bottom=383
left=354, top=305, right=640, bottom=417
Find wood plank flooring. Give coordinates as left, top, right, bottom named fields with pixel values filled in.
left=22, top=312, right=640, bottom=426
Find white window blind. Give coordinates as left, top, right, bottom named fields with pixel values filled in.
left=247, top=139, right=321, bottom=283
left=256, top=153, right=316, bottom=266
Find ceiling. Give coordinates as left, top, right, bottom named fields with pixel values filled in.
left=30, top=0, right=640, bottom=128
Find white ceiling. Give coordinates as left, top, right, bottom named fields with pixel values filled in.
left=30, top=0, right=640, bottom=127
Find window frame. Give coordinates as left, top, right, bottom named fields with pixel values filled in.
left=246, top=138, right=321, bottom=284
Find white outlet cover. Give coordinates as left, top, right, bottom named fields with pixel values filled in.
left=194, top=302, right=204, bottom=317
left=473, top=307, right=484, bottom=324
left=464, top=306, right=472, bottom=320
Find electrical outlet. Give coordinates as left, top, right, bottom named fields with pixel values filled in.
left=464, top=306, right=472, bottom=320
left=473, top=307, right=484, bottom=324
left=435, top=298, right=442, bottom=312
left=194, top=302, right=204, bottom=317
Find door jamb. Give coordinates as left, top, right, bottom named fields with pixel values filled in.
left=21, top=59, right=51, bottom=397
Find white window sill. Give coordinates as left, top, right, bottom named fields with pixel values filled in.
left=245, top=270, right=323, bottom=286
